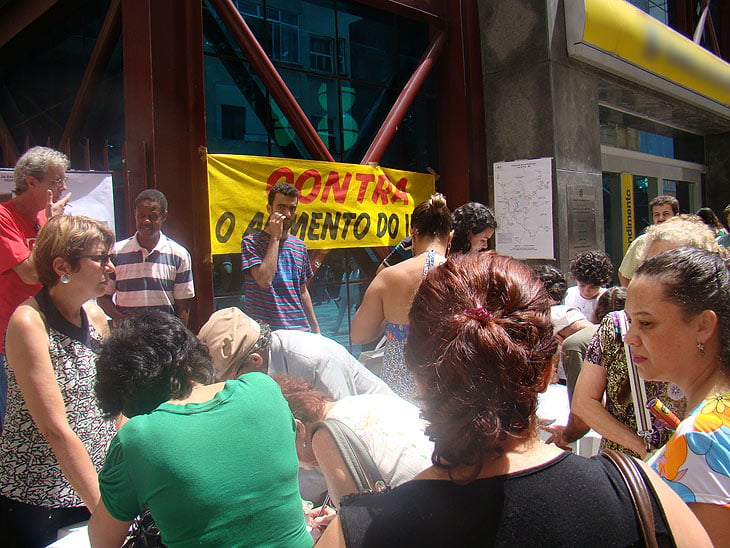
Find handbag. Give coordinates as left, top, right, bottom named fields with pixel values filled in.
left=311, top=418, right=389, bottom=494
left=121, top=507, right=166, bottom=548
left=601, top=449, right=659, bottom=548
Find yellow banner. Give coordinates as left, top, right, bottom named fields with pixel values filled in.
left=621, top=173, right=635, bottom=253
left=207, top=154, right=435, bottom=254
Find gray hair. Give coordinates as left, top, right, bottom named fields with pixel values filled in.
left=639, top=214, right=724, bottom=264
left=13, top=147, right=70, bottom=194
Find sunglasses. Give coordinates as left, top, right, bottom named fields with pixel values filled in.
left=79, top=253, right=113, bottom=266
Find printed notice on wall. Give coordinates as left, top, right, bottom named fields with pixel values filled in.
left=494, top=157, right=554, bottom=259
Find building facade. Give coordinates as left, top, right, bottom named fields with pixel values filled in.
left=0, top=0, right=728, bottom=350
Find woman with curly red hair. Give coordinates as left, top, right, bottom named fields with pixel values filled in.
left=318, top=253, right=708, bottom=547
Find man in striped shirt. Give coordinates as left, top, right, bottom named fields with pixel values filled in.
left=240, top=183, right=319, bottom=332
left=100, top=189, right=194, bottom=325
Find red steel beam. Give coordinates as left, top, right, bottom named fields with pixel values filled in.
left=60, top=0, right=121, bottom=151
left=361, top=31, right=447, bottom=164
left=0, top=113, right=19, bottom=165
left=209, top=0, right=334, bottom=162
left=0, top=0, right=61, bottom=49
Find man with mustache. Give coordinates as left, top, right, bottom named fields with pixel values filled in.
left=241, top=183, right=319, bottom=332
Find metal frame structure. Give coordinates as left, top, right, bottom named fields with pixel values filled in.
left=0, top=0, right=487, bottom=329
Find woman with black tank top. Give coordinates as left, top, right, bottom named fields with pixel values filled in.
left=318, top=253, right=709, bottom=547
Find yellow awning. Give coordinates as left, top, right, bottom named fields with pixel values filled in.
left=565, top=0, right=730, bottom=115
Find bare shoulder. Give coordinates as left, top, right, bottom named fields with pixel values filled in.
left=8, top=297, right=44, bottom=331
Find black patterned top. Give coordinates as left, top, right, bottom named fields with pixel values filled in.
left=0, top=287, right=115, bottom=508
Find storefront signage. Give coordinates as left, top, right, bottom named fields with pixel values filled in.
left=621, top=173, right=635, bottom=252
left=207, top=154, right=434, bottom=254
left=565, top=0, right=730, bottom=117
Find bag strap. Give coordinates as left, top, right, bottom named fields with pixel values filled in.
left=311, top=418, right=389, bottom=494
left=601, top=449, right=659, bottom=548
left=616, top=310, right=654, bottom=449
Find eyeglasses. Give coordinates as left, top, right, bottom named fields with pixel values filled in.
left=79, top=253, right=113, bottom=266
left=49, top=175, right=68, bottom=188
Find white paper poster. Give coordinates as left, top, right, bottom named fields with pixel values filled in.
left=0, top=170, right=116, bottom=235
left=494, top=157, right=554, bottom=259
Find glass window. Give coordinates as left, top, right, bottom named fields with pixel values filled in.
left=205, top=0, right=437, bottom=351
left=627, top=0, right=668, bottom=24
left=221, top=104, right=247, bottom=139
left=310, top=35, right=334, bottom=73
left=599, top=106, right=704, bottom=163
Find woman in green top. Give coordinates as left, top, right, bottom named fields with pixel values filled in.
left=89, top=312, right=311, bottom=548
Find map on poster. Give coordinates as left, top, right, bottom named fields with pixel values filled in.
left=0, top=170, right=116, bottom=234
left=494, top=157, right=554, bottom=259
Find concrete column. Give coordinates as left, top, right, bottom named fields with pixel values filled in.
left=477, top=0, right=603, bottom=270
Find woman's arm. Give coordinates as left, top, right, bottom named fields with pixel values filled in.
left=687, top=503, right=730, bottom=546
left=350, top=274, right=387, bottom=345
left=571, top=361, right=648, bottom=458
left=314, top=516, right=347, bottom=548
left=5, top=305, right=102, bottom=510
left=636, top=460, right=712, bottom=547
left=312, top=427, right=361, bottom=508
left=88, top=499, right=133, bottom=547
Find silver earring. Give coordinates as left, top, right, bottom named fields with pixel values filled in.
left=302, top=441, right=307, bottom=448
left=697, top=342, right=706, bottom=356
left=60, top=273, right=71, bottom=284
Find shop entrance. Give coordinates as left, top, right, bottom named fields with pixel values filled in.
left=601, top=145, right=705, bottom=270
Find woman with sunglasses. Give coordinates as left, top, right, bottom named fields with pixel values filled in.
left=0, top=215, right=117, bottom=547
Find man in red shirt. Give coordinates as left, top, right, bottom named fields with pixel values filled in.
left=0, top=146, right=70, bottom=429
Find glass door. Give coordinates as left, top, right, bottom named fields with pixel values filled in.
left=601, top=146, right=705, bottom=269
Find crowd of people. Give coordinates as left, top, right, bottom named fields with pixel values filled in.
left=0, top=146, right=728, bottom=547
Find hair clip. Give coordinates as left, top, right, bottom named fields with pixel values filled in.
left=464, top=307, right=490, bottom=320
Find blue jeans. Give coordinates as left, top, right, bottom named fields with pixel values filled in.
left=0, top=353, right=6, bottom=432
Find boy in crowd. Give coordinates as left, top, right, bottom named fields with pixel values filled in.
left=564, top=250, right=613, bottom=322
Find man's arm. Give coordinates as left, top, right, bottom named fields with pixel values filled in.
left=300, top=284, right=320, bottom=334
left=174, top=297, right=193, bottom=327
left=11, top=258, right=39, bottom=285
left=97, top=295, right=126, bottom=325
left=247, top=213, right=288, bottom=289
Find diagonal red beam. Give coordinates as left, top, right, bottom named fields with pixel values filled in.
left=209, top=0, right=333, bottom=162
left=60, top=0, right=121, bottom=151
left=0, top=0, right=61, bottom=49
left=0, top=112, right=20, bottom=165
left=362, top=31, right=446, bottom=164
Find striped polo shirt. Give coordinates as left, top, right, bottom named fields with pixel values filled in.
left=106, top=232, right=194, bottom=315
left=240, top=231, right=313, bottom=331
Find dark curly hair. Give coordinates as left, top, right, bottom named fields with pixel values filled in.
left=272, top=374, right=331, bottom=425
left=450, top=202, right=497, bottom=254
left=532, top=264, right=568, bottom=303
left=569, top=250, right=613, bottom=287
left=406, top=253, right=558, bottom=479
left=635, top=247, right=730, bottom=375
left=267, top=182, right=299, bottom=205
left=95, top=312, right=216, bottom=418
